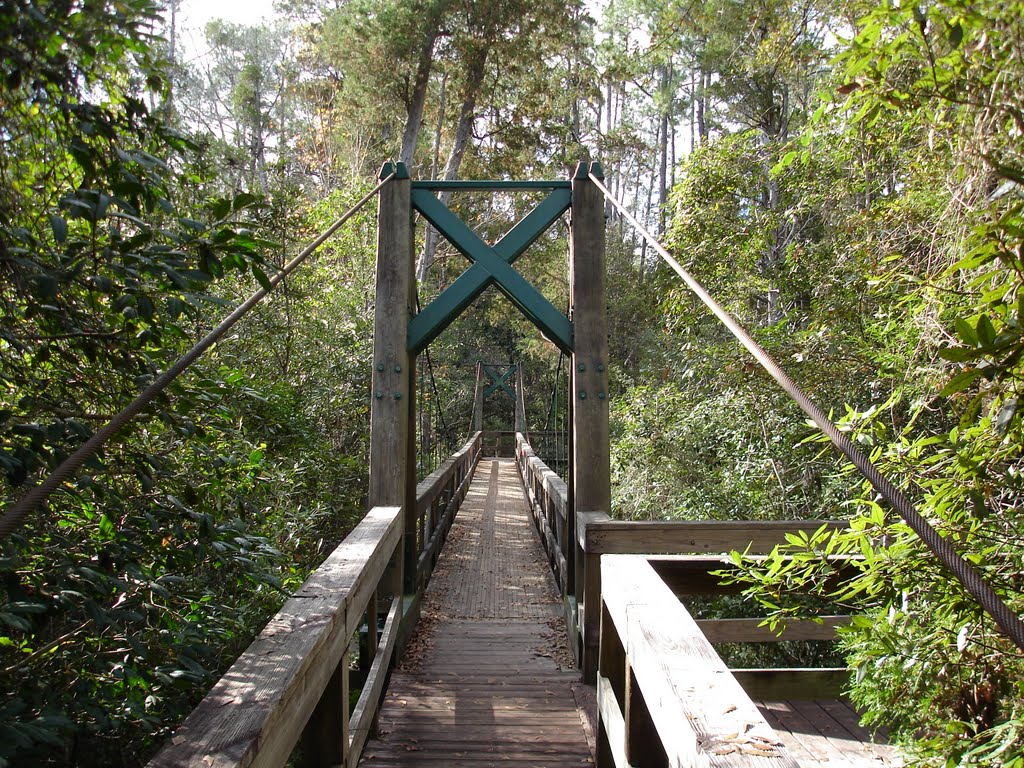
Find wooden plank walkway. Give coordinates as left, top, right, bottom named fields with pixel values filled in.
left=360, top=459, right=594, bottom=767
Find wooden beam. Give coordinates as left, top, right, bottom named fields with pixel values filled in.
left=697, top=616, right=852, bottom=644
left=569, top=160, right=611, bottom=517
left=369, top=164, right=413, bottom=510
left=583, top=519, right=848, bottom=556
left=569, top=162, right=610, bottom=682
left=348, top=597, right=402, bottom=767
left=596, top=675, right=629, bottom=768
left=577, top=510, right=611, bottom=684
left=600, top=555, right=800, bottom=768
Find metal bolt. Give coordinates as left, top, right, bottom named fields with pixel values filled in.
left=375, top=391, right=383, bottom=399
left=376, top=363, right=385, bottom=372
left=394, top=364, right=402, bottom=373
left=394, top=392, right=402, bottom=400
left=579, top=390, right=587, bottom=400
left=577, top=362, right=586, bottom=372
left=597, top=364, right=605, bottom=373
left=598, top=392, right=606, bottom=400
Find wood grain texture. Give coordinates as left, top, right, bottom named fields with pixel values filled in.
left=360, top=460, right=593, bottom=768
left=600, top=555, right=800, bottom=768
left=584, top=520, right=848, bottom=556
left=369, top=173, right=413, bottom=509
left=147, top=507, right=402, bottom=768
left=349, top=598, right=402, bottom=767
left=757, top=700, right=902, bottom=767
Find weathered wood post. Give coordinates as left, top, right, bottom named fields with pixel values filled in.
left=472, top=361, right=484, bottom=433
left=368, top=159, right=415, bottom=580
left=514, top=363, right=527, bottom=438
left=302, top=161, right=413, bottom=765
left=569, top=160, right=610, bottom=683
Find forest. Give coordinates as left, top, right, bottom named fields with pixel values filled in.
left=1, top=0, right=1023, bottom=765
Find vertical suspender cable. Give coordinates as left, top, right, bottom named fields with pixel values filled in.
left=0, top=173, right=396, bottom=541
left=588, top=172, right=1024, bottom=652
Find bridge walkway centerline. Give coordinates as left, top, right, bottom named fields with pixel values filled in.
left=359, top=457, right=596, bottom=767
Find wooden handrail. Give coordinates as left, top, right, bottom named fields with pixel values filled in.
left=515, top=434, right=569, bottom=589
left=414, top=433, right=481, bottom=587
left=149, top=433, right=482, bottom=768
left=513, top=431, right=856, bottom=686
left=147, top=505, right=403, bottom=768
left=598, top=555, right=801, bottom=768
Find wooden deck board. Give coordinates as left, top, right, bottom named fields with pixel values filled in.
left=360, top=459, right=593, bottom=767
left=758, top=700, right=903, bottom=767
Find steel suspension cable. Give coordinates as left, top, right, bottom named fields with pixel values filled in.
left=0, top=173, right=396, bottom=541
left=413, top=291, right=451, bottom=457
left=589, top=172, right=1024, bottom=652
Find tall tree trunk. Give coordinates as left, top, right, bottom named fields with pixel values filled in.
left=417, top=50, right=488, bottom=281
left=697, top=66, right=709, bottom=142
left=655, top=64, right=670, bottom=235
left=399, top=28, right=441, bottom=170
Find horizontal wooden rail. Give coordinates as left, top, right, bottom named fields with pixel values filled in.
left=580, top=518, right=848, bottom=556
left=147, top=505, right=403, bottom=768
left=150, top=434, right=482, bottom=768
left=598, top=555, right=800, bottom=768
left=512, top=432, right=856, bottom=696
left=413, top=433, right=481, bottom=588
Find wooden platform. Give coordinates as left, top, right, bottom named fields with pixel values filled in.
left=359, top=458, right=901, bottom=768
left=758, top=699, right=903, bottom=767
left=359, top=459, right=594, bottom=767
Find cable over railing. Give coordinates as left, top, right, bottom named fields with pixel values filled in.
left=588, top=171, right=1024, bottom=652
left=0, top=173, right=395, bottom=542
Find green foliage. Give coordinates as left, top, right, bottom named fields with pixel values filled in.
left=705, top=0, right=1024, bottom=762
left=0, top=4, right=377, bottom=766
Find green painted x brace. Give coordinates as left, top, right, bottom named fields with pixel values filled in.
left=483, top=364, right=517, bottom=400
left=407, top=187, right=573, bottom=354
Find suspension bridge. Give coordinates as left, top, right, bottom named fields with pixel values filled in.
left=8, top=161, right=1023, bottom=767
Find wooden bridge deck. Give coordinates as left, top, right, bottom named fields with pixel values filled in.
left=359, top=457, right=901, bottom=768
left=360, top=458, right=594, bottom=767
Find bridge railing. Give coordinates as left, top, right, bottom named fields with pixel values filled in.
left=598, top=555, right=802, bottom=768
left=148, top=432, right=481, bottom=768
left=515, top=431, right=852, bottom=685
left=516, top=434, right=570, bottom=594
left=515, top=432, right=860, bottom=766
left=413, top=432, right=482, bottom=589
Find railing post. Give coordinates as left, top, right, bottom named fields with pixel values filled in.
left=570, top=160, right=610, bottom=682
left=369, top=161, right=414, bottom=623
left=514, top=364, right=527, bottom=437
left=473, top=361, right=484, bottom=433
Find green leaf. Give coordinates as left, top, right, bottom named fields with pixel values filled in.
left=954, top=318, right=978, bottom=346
left=251, top=266, right=273, bottom=291
left=976, top=314, right=997, bottom=347
left=947, top=21, right=963, bottom=48
left=49, top=215, right=67, bottom=244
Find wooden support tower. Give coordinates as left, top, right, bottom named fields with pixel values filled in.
left=569, top=161, right=611, bottom=682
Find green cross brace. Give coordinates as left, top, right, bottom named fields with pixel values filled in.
left=483, top=364, right=517, bottom=400
left=408, top=188, right=573, bottom=354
